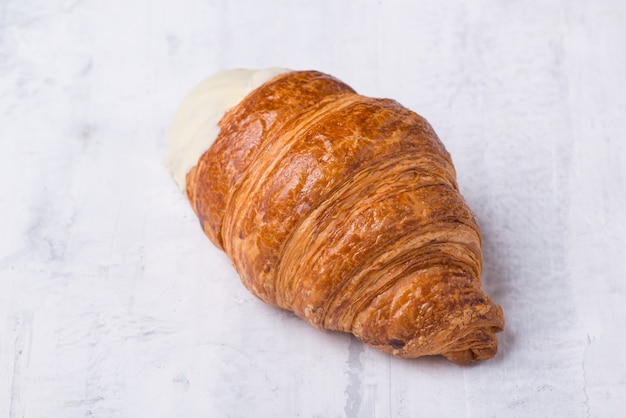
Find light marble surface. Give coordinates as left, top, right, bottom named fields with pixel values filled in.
left=1, top=0, right=625, bottom=417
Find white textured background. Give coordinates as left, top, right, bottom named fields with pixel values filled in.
left=1, top=0, right=625, bottom=417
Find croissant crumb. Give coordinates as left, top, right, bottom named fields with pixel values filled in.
left=175, top=70, right=505, bottom=365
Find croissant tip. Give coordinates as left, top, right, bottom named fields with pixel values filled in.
left=443, top=345, right=499, bottom=366
left=441, top=324, right=502, bottom=365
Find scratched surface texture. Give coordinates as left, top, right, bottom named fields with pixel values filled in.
left=1, top=0, right=625, bottom=417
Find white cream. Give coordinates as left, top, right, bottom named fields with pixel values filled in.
left=165, top=67, right=290, bottom=190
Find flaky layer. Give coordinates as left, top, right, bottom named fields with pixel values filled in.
left=185, top=70, right=504, bottom=365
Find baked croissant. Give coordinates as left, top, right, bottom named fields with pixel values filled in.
left=166, top=69, right=505, bottom=365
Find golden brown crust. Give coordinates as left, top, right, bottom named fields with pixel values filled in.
left=186, top=70, right=504, bottom=365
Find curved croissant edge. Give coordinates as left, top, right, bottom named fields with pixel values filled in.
left=182, top=69, right=505, bottom=365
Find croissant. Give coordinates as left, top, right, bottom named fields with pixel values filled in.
left=166, top=69, right=505, bottom=365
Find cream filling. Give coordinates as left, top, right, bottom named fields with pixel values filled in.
left=165, top=67, right=290, bottom=190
